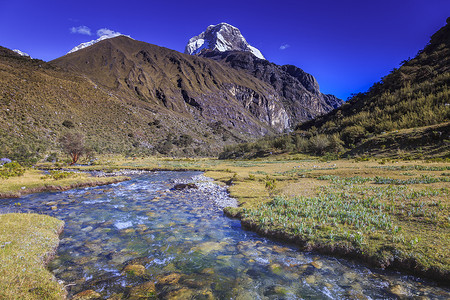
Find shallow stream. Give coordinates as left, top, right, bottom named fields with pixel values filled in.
left=1, top=171, right=449, bottom=299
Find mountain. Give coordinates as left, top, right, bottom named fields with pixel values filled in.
left=199, top=50, right=343, bottom=122
left=53, top=36, right=290, bottom=134
left=0, top=37, right=286, bottom=161
left=12, top=49, right=31, bottom=58
left=1, top=30, right=341, bottom=161
left=68, top=32, right=130, bottom=54
left=185, top=23, right=265, bottom=59
left=220, top=18, right=449, bottom=159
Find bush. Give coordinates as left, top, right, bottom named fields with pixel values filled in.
left=62, top=120, right=75, bottom=128
left=309, top=134, right=330, bottom=155
left=0, top=162, right=26, bottom=179
left=175, top=134, right=194, bottom=147
left=157, top=140, right=173, bottom=155
left=341, top=125, right=367, bottom=145
left=47, top=170, right=76, bottom=180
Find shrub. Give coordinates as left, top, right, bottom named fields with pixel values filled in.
left=175, top=134, right=194, bottom=147
left=47, top=170, right=76, bottom=180
left=341, top=125, right=367, bottom=145
left=157, top=140, right=173, bottom=155
left=0, top=162, right=26, bottom=179
left=309, top=134, right=330, bottom=155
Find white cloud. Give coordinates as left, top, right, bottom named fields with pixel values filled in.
left=279, top=44, right=290, bottom=50
left=97, top=28, right=121, bottom=37
left=70, top=26, right=92, bottom=35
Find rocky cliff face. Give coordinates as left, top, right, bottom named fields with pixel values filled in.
left=200, top=50, right=343, bottom=123
left=185, top=23, right=265, bottom=59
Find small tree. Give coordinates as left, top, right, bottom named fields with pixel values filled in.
left=59, top=132, right=85, bottom=165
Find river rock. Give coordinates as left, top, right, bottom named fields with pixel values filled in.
left=72, top=289, right=101, bottom=299
left=310, top=260, right=323, bottom=269
left=82, top=226, right=93, bottom=232
left=128, top=281, right=156, bottom=299
left=164, top=287, right=195, bottom=299
left=269, top=263, right=283, bottom=276
left=172, top=183, right=198, bottom=190
left=305, top=275, right=316, bottom=285
left=122, top=264, right=147, bottom=278
left=389, top=284, right=409, bottom=298
left=192, top=241, right=226, bottom=254
left=157, top=273, right=182, bottom=285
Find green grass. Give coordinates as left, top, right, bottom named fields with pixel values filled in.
left=238, top=172, right=449, bottom=277
left=0, top=169, right=129, bottom=198
left=0, top=213, right=65, bottom=299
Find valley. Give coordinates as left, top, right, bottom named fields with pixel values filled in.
left=0, top=13, right=449, bottom=300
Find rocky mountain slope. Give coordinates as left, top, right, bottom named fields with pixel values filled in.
left=52, top=36, right=290, bottom=134
left=220, top=18, right=450, bottom=159
left=200, top=50, right=342, bottom=123
left=1, top=44, right=273, bottom=160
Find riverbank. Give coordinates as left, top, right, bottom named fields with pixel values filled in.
left=80, top=155, right=448, bottom=284
left=0, top=169, right=130, bottom=199
left=2, top=155, right=449, bottom=286
left=204, top=157, right=449, bottom=284
left=0, top=213, right=65, bottom=299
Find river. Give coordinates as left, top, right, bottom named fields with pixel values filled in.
left=1, top=171, right=449, bottom=299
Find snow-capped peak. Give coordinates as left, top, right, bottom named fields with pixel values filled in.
left=12, top=49, right=31, bottom=58
left=67, top=31, right=131, bottom=54
left=185, top=22, right=265, bottom=60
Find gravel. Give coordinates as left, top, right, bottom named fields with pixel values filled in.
left=171, top=174, right=238, bottom=209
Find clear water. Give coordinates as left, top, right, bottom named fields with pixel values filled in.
left=1, top=171, right=449, bottom=299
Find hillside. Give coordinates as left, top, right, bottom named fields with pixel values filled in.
left=298, top=19, right=450, bottom=150
left=221, top=19, right=450, bottom=159
left=0, top=45, right=251, bottom=161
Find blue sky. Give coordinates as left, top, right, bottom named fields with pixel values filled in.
left=1, top=0, right=449, bottom=100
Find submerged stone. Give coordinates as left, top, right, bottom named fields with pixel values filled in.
left=311, top=260, right=323, bottom=269
left=122, top=264, right=147, bottom=278
left=172, top=183, right=198, bottom=190
left=192, top=241, right=226, bottom=254
left=389, top=284, right=409, bottom=298
left=128, top=281, right=156, bottom=299
left=157, top=273, right=182, bottom=285
left=72, top=289, right=101, bottom=299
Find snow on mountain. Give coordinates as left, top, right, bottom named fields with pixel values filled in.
left=185, top=23, right=265, bottom=60
left=12, top=49, right=31, bottom=58
left=67, top=31, right=131, bottom=54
